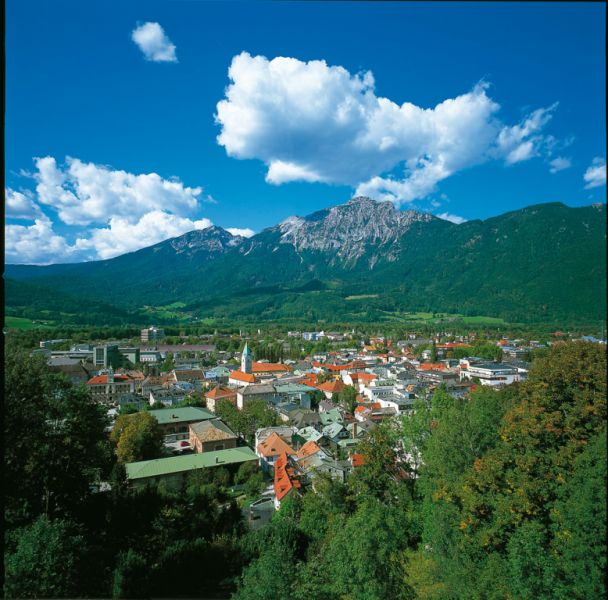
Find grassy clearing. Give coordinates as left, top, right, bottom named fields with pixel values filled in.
left=458, top=315, right=507, bottom=326
left=345, top=294, right=380, bottom=300
left=5, top=316, right=54, bottom=329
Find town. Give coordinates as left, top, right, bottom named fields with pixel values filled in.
left=26, top=324, right=604, bottom=531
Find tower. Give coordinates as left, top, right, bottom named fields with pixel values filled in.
left=241, top=342, right=252, bottom=374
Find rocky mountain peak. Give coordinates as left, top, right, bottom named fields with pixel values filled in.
left=278, top=196, right=434, bottom=267
left=167, top=225, right=244, bottom=255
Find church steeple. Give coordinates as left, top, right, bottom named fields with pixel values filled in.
left=241, top=342, right=252, bottom=374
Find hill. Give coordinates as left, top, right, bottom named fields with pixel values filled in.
left=5, top=198, right=606, bottom=325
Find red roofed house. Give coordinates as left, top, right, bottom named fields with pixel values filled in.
left=252, top=362, right=291, bottom=377
left=274, top=452, right=302, bottom=509
left=228, top=370, right=257, bottom=387
left=205, top=385, right=238, bottom=413
left=257, top=431, right=296, bottom=474
left=86, top=368, right=136, bottom=404
left=342, top=371, right=378, bottom=391
left=316, top=379, right=346, bottom=399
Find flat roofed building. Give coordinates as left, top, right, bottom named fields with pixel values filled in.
left=148, top=406, right=215, bottom=437
left=126, top=447, right=258, bottom=490
left=460, top=362, right=519, bottom=387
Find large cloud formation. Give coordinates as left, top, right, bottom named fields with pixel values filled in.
left=216, top=52, right=559, bottom=204
left=5, top=157, right=247, bottom=264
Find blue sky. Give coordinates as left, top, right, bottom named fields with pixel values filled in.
left=5, top=0, right=606, bottom=264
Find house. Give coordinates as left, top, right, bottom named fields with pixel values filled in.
left=256, top=431, right=296, bottom=474
left=322, top=422, right=349, bottom=443
left=169, top=369, right=206, bottom=390
left=459, top=362, right=519, bottom=387
left=189, top=420, right=238, bottom=453
left=149, top=388, right=188, bottom=407
left=273, top=382, right=316, bottom=409
left=125, top=447, right=258, bottom=490
left=237, top=383, right=276, bottom=410
left=86, top=369, right=137, bottom=405
left=319, top=408, right=344, bottom=427
left=273, top=452, right=303, bottom=509
left=255, top=425, right=296, bottom=449
left=228, top=370, right=258, bottom=387
left=47, top=357, right=92, bottom=385
left=316, top=379, right=346, bottom=399
left=252, top=361, right=291, bottom=378
left=295, top=426, right=324, bottom=445
left=205, top=385, right=238, bottom=413
left=287, top=408, right=321, bottom=429
left=148, top=406, right=215, bottom=439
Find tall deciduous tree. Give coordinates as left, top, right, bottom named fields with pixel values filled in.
left=110, top=412, right=164, bottom=463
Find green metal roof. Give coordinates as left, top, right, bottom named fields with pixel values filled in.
left=126, top=446, right=258, bottom=480
left=148, top=406, right=215, bottom=425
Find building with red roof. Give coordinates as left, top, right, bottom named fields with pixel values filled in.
left=257, top=431, right=296, bottom=474
left=205, top=385, right=237, bottom=413
left=86, top=369, right=137, bottom=404
left=273, top=452, right=302, bottom=509
left=316, top=379, right=346, bottom=399
left=228, top=370, right=257, bottom=386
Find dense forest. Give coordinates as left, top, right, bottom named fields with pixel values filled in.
left=4, top=341, right=606, bottom=599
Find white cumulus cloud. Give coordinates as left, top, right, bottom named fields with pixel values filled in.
left=583, top=157, right=607, bottom=189
left=216, top=52, right=559, bottom=205
left=5, top=216, right=82, bottom=265
left=5, top=188, right=42, bottom=219
left=6, top=157, right=257, bottom=264
left=436, top=212, right=467, bottom=225
left=32, top=156, right=201, bottom=226
left=79, top=211, right=214, bottom=259
left=549, top=156, right=572, bottom=173
left=131, top=22, right=177, bottom=63
left=226, top=227, right=255, bottom=238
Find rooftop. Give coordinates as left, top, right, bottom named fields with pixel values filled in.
left=125, top=446, right=258, bottom=480
left=149, top=406, right=215, bottom=425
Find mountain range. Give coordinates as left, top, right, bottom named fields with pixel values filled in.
left=5, top=197, right=606, bottom=326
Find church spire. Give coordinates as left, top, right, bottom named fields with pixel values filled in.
left=241, top=342, right=252, bottom=374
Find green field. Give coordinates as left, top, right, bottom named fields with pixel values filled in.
left=4, top=316, right=54, bottom=329
left=345, top=294, right=380, bottom=300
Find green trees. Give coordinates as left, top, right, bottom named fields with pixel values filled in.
left=4, top=516, right=88, bottom=599
left=215, top=398, right=278, bottom=445
left=410, top=341, right=607, bottom=599
left=4, top=346, right=112, bottom=526
left=110, top=412, right=164, bottom=463
left=336, top=384, right=358, bottom=413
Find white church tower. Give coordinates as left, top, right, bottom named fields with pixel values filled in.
left=241, top=342, right=252, bottom=374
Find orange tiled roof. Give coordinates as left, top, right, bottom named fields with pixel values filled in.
left=229, top=370, right=257, bottom=383
left=296, top=440, right=322, bottom=459
left=252, top=362, right=291, bottom=373
left=316, top=380, right=346, bottom=394
left=257, top=432, right=295, bottom=458
left=350, top=373, right=377, bottom=382
left=274, top=452, right=301, bottom=501
left=418, top=363, right=446, bottom=371
left=205, top=385, right=237, bottom=400
left=355, top=405, right=370, bottom=414
left=86, top=374, right=130, bottom=385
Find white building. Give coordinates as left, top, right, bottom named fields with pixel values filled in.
left=460, top=362, right=519, bottom=387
